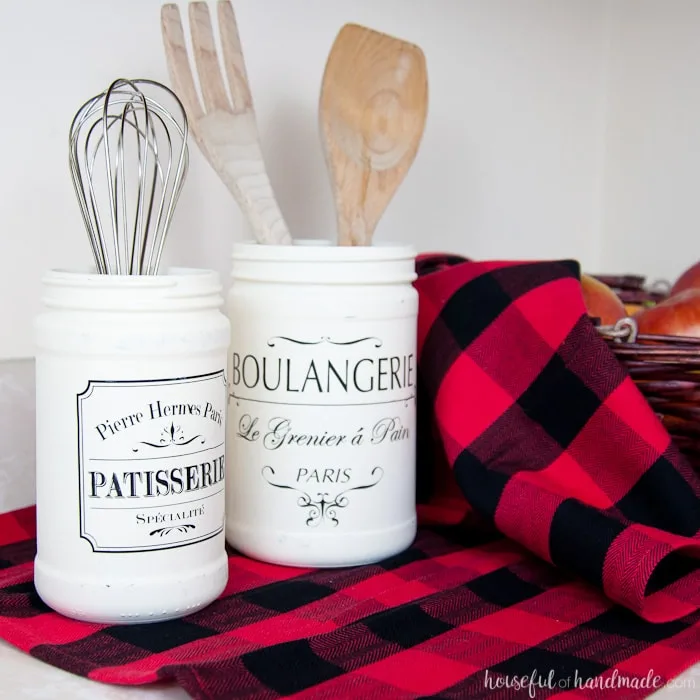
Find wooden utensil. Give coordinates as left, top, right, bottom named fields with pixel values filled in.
left=160, top=1, right=292, bottom=245
left=319, top=23, right=428, bottom=246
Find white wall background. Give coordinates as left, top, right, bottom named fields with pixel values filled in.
left=0, top=0, right=694, bottom=360
left=603, top=0, right=700, bottom=282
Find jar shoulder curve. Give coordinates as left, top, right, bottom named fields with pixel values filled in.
left=226, top=283, right=418, bottom=319
left=35, top=309, right=230, bottom=355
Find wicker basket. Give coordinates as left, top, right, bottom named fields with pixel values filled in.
left=589, top=272, right=700, bottom=470
left=597, top=316, right=700, bottom=471
left=591, top=273, right=669, bottom=314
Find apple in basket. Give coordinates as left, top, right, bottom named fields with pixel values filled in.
left=629, top=259, right=700, bottom=338
left=670, top=260, right=700, bottom=296
left=580, top=274, right=627, bottom=326
left=633, top=288, right=700, bottom=338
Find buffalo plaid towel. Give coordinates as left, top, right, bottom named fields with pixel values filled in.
left=2, top=254, right=700, bottom=699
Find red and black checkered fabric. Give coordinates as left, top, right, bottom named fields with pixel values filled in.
left=413, top=255, right=700, bottom=623
left=1, top=254, right=700, bottom=699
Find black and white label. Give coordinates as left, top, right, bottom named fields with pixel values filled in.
left=77, top=371, right=226, bottom=553
left=228, top=335, right=416, bottom=529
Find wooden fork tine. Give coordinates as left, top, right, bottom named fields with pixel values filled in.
left=189, top=2, right=231, bottom=114
left=160, top=3, right=205, bottom=123
left=217, top=0, right=253, bottom=114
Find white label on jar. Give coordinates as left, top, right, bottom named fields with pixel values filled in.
left=229, top=335, right=415, bottom=529
left=77, top=371, right=227, bottom=553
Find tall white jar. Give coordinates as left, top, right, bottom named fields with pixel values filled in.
left=34, top=268, right=230, bottom=624
left=225, top=241, right=418, bottom=567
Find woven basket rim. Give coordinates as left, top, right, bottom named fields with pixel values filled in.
left=596, top=317, right=700, bottom=347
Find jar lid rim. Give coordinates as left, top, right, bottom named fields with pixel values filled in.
left=43, top=266, right=220, bottom=288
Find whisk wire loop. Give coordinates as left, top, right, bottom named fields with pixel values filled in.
left=69, top=78, right=189, bottom=276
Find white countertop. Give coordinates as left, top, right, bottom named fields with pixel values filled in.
left=0, top=358, right=699, bottom=699
left=0, top=641, right=188, bottom=699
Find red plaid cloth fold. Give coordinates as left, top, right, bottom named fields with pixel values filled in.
left=413, top=254, right=700, bottom=624
left=0, top=253, right=699, bottom=699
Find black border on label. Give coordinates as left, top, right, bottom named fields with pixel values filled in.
left=76, top=370, right=226, bottom=554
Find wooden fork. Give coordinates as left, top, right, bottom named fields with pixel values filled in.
left=160, top=0, right=292, bottom=245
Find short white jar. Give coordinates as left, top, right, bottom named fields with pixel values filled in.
left=34, top=268, right=230, bottom=624
left=225, top=241, right=418, bottom=567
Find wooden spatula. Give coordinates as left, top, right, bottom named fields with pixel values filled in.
left=319, top=23, right=428, bottom=246
left=161, top=1, right=292, bottom=245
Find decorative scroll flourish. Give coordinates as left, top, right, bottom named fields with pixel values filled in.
left=261, top=466, right=384, bottom=527
left=149, top=523, right=196, bottom=537
left=266, top=336, right=383, bottom=348
left=133, top=422, right=204, bottom=452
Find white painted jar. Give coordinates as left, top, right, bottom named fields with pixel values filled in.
left=34, top=268, right=230, bottom=624
left=225, top=241, right=418, bottom=567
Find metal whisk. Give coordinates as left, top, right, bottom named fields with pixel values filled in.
left=69, top=78, right=189, bottom=275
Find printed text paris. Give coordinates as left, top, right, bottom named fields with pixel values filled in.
left=94, top=400, right=223, bottom=441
